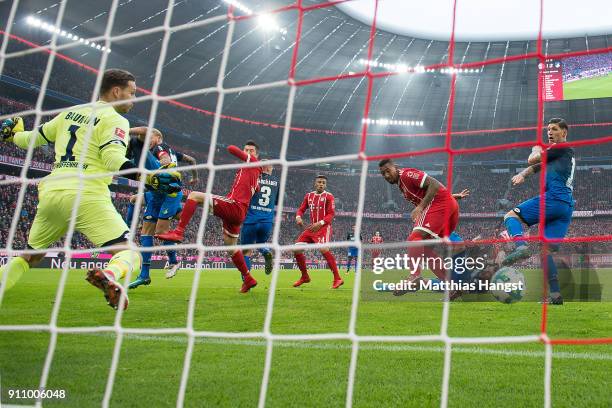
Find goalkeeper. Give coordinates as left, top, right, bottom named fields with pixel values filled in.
left=0, top=69, right=180, bottom=310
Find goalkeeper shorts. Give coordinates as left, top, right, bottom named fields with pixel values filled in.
left=28, top=190, right=129, bottom=249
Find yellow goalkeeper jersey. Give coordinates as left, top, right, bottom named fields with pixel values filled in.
left=14, top=101, right=130, bottom=195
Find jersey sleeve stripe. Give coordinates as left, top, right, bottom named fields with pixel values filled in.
left=99, top=139, right=127, bottom=150
left=37, top=126, right=51, bottom=143
left=419, top=173, right=427, bottom=188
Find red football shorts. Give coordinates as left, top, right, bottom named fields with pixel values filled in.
left=211, top=195, right=247, bottom=238
left=371, top=250, right=382, bottom=259
left=296, top=225, right=332, bottom=244
left=412, top=196, right=459, bottom=238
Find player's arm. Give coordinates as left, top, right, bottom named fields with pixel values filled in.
left=228, top=145, right=254, bottom=162
left=511, top=163, right=541, bottom=185
left=411, top=176, right=440, bottom=222
left=129, top=126, right=159, bottom=142
left=152, top=146, right=172, bottom=166
left=178, top=151, right=199, bottom=183
left=296, top=194, right=308, bottom=226
left=2, top=116, right=58, bottom=148
left=527, top=145, right=543, bottom=165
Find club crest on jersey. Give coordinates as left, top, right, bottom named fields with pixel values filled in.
left=114, top=127, right=126, bottom=139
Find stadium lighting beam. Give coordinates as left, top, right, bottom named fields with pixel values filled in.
left=24, top=15, right=110, bottom=53
left=362, top=118, right=424, bottom=127
left=359, top=59, right=480, bottom=75
left=221, top=1, right=287, bottom=35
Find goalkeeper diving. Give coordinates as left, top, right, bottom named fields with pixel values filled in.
left=0, top=69, right=181, bottom=310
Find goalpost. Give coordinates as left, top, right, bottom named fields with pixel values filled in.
left=0, top=1, right=610, bottom=407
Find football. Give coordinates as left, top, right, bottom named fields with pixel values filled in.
left=490, top=267, right=525, bottom=303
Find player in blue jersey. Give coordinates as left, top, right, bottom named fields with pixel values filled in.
left=502, top=118, right=575, bottom=305
left=240, top=162, right=278, bottom=275
left=128, top=127, right=198, bottom=288
left=345, top=225, right=362, bottom=274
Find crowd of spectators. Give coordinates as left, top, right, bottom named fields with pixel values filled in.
left=562, top=53, right=612, bottom=82
left=1, top=51, right=611, bottom=263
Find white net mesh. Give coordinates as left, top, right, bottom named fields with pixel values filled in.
left=1, top=1, right=611, bottom=407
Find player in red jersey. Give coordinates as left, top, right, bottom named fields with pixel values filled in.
left=292, top=175, right=344, bottom=289
left=371, top=231, right=384, bottom=264
left=156, top=141, right=262, bottom=293
left=379, top=159, right=459, bottom=291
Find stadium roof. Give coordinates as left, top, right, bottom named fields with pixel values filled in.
left=338, top=0, right=612, bottom=42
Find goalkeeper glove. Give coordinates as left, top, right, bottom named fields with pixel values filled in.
left=1, top=117, right=24, bottom=143
left=145, top=163, right=182, bottom=194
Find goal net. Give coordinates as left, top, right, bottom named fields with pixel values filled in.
left=0, top=0, right=611, bottom=407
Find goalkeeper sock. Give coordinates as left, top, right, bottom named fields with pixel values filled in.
left=295, top=253, right=309, bottom=278
left=177, top=199, right=198, bottom=232
left=244, top=255, right=252, bottom=271
left=126, top=202, right=135, bottom=226
left=164, top=241, right=178, bottom=264
left=105, top=250, right=141, bottom=281
left=323, top=251, right=340, bottom=280
left=504, top=216, right=527, bottom=248
left=258, top=247, right=270, bottom=256
left=0, top=256, right=28, bottom=291
left=547, top=254, right=561, bottom=296
left=231, top=251, right=249, bottom=277
left=140, top=235, right=154, bottom=279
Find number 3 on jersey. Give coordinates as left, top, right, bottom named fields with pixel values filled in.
left=60, top=124, right=80, bottom=162
left=258, top=185, right=272, bottom=207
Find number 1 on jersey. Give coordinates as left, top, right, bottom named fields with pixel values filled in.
left=60, top=124, right=80, bottom=162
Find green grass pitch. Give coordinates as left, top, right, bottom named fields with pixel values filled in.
left=562, top=73, right=612, bottom=100
left=0, top=267, right=610, bottom=407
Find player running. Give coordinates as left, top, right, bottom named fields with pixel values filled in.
left=379, top=159, right=459, bottom=294
left=240, top=162, right=278, bottom=275
left=345, top=225, right=362, bottom=274
left=156, top=141, right=262, bottom=293
left=502, top=118, right=575, bottom=305
left=292, top=175, right=344, bottom=289
left=0, top=69, right=179, bottom=310
left=128, top=128, right=198, bottom=288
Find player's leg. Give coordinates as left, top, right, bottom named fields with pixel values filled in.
left=2, top=190, right=69, bottom=292
left=156, top=191, right=212, bottom=242
left=393, top=229, right=437, bottom=297
left=293, top=231, right=313, bottom=287
left=256, top=222, right=274, bottom=275
left=224, top=231, right=257, bottom=293
left=502, top=196, right=539, bottom=265
left=77, top=194, right=141, bottom=310
left=541, top=200, right=573, bottom=305
left=346, top=254, right=353, bottom=273
left=129, top=192, right=159, bottom=289
left=214, top=200, right=257, bottom=293
left=240, top=223, right=258, bottom=277
left=318, top=227, right=343, bottom=289
left=157, top=192, right=183, bottom=279
left=125, top=194, right=138, bottom=226
left=321, top=248, right=343, bottom=289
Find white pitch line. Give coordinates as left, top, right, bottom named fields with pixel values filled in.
left=80, top=332, right=612, bottom=362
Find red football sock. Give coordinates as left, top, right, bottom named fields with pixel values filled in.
left=323, top=251, right=340, bottom=280
left=294, top=253, right=309, bottom=278
left=407, top=231, right=425, bottom=277
left=423, top=246, right=447, bottom=280
left=231, top=251, right=249, bottom=277
left=177, top=198, right=199, bottom=231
